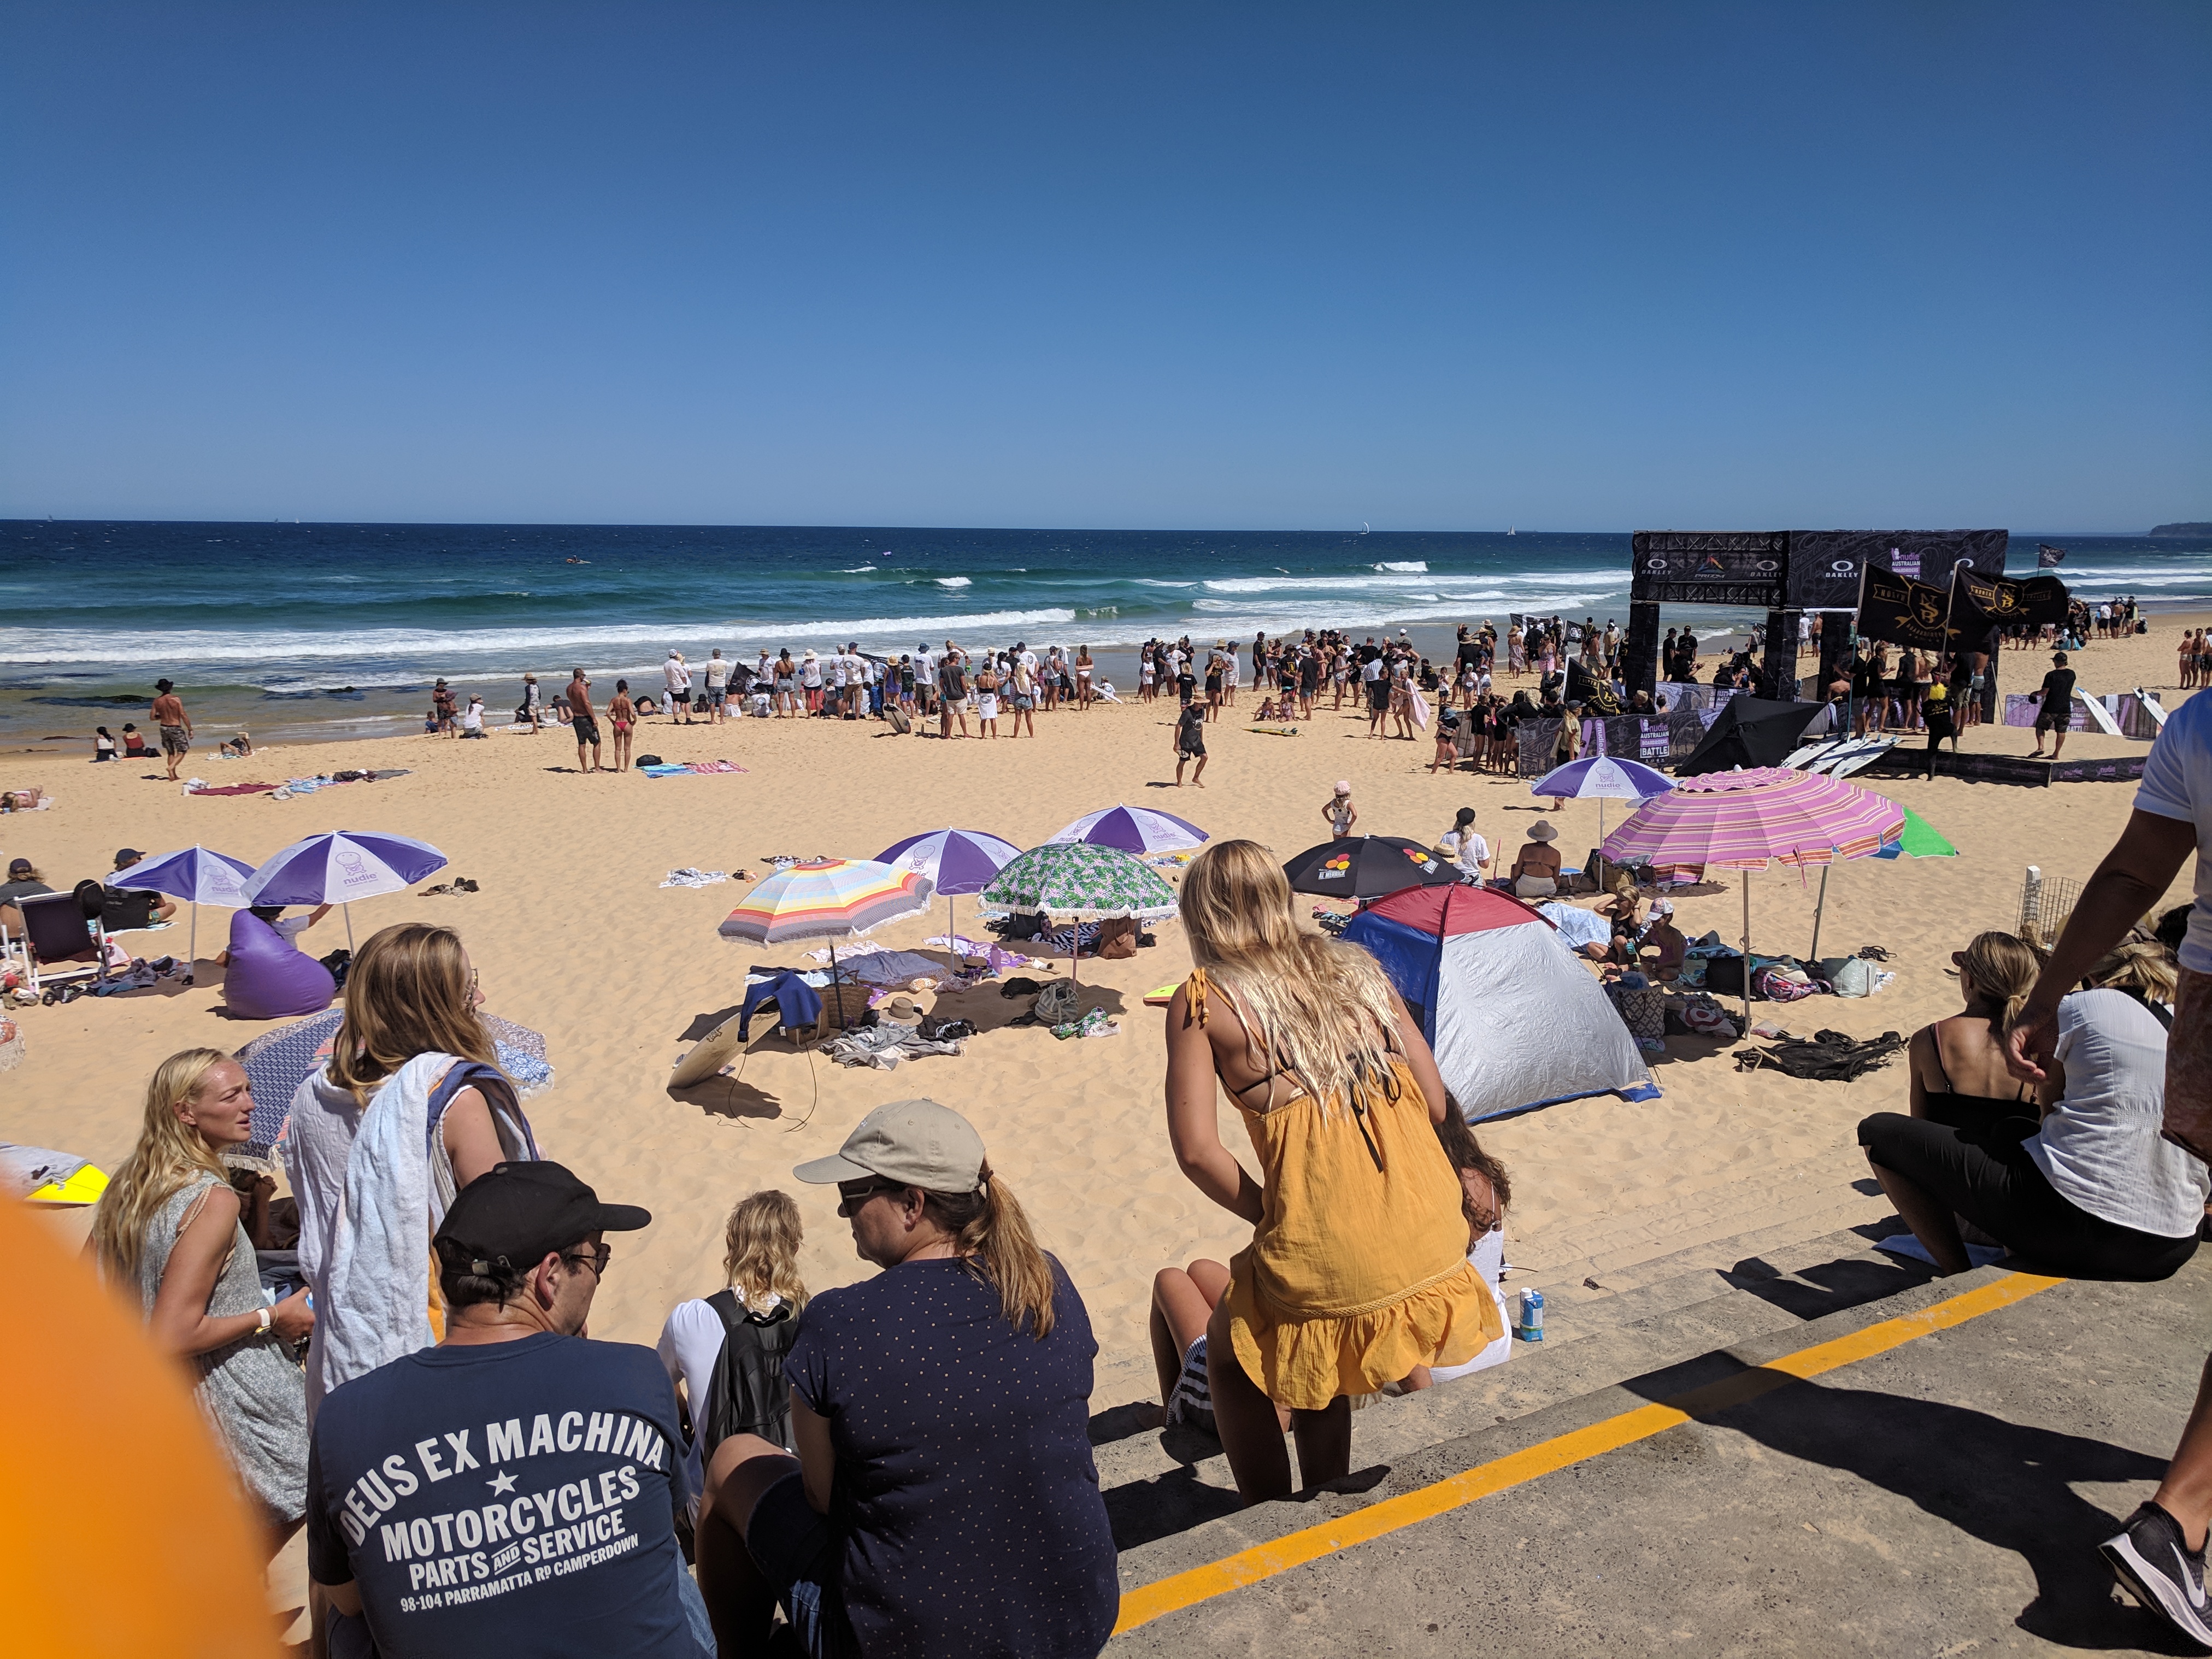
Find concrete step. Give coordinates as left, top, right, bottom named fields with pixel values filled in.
left=1092, top=1213, right=1935, bottom=1562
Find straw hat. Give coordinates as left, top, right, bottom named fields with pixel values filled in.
left=1528, top=820, right=1560, bottom=842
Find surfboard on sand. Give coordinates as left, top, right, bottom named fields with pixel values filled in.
left=1827, top=737, right=1898, bottom=778
left=2076, top=693, right=2122, bottom=737
left=670, top=1011, right=751, bottom=1089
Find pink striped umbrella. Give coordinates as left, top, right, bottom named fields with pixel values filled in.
left=1599, top=767, right=1904, bottom=873
left=1599, top=768, right=1905, bottom=1025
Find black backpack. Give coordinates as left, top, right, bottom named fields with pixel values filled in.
left=699, top=1290, right=800, bottom=1457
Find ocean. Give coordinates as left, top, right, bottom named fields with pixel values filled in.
left=4, top=521, right=2207, bottom=750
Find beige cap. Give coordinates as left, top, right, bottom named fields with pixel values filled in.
left=794, top=1099, right=985, bottom=1193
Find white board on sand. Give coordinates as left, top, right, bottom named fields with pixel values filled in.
left=2137, top=690, right=2168, bottom=730
left=2077, top=693, right=2122, bottom=737
left=1827, top=736, right=1898, bottom=778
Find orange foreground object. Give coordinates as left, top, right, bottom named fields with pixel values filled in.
left=0, top=1199, right=285, bottom=1659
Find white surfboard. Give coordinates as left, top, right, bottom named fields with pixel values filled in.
left=2135, top=690, right=2168, bottom=730
left=2076, top=693, right=2122, bottom=737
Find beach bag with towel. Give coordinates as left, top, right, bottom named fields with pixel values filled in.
left=1607, top=981, right=1666, bottom=1042
left=1820, top=956, right=1876, bottom=998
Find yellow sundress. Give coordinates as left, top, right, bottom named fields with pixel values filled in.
left=1188, top=971, right=1503, bottom=1411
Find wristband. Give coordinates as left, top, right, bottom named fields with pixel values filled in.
left=255, top=1304, right=273, bottom=1337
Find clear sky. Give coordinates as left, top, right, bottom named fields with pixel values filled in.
left=2, top=2, right=2204, bottom=530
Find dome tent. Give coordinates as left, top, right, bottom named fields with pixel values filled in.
left=1342, top=885, right=1658, bottom=1125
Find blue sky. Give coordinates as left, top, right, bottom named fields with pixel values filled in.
left=1, top=2, right=2204, bottom=530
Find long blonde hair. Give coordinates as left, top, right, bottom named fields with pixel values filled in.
left=722, top=1189, right=808, bottom=1314
left=1179, top=839, right=1407, bottom=1118
left=91, top=1049, right=235, bottom=1281
left=2088, top=940, right=2180, bottom=1005
left=326, top=922, right=499, bottom=1103
left=1959, top=931, right=2040, bottom=1030
left=922, top=1162, right=1059, bottom=1338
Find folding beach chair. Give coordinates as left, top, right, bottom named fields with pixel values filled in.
left=14, top=891, right=107, bottom=995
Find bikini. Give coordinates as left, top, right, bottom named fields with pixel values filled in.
left=1187, top=969, right=1391, bottom=1172
left=1920, top=1025, right=2035, bottom=1138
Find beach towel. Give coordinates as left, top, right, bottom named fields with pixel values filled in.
left=1409, top=688, right=1430, bottom=731
left=189, top=782, right=283, bottom=797
left=661, top=868, right=731, bottom=888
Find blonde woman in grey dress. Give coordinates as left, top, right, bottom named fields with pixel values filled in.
left=91, top=1048, right=314, bottom=1542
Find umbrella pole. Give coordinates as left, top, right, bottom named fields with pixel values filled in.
left=344, top=902, right=355, bottom=952
left=189, top=901, right=198, bottom=970
left=1808, top=864, right=1831, bottom=964
left=1741, top=873, right=1753, bottom=1033
left=831, top=942, right=847, bottom=1030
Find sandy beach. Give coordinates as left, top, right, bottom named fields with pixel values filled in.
left=4, top=617, right=2203, bottom=1414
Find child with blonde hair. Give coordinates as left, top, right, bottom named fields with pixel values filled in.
left=658, top=1189, right=809, bottom=1514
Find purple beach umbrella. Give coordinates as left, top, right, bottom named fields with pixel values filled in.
left=242, top=829, right=449, bottom=948
left=111, top=844, right=256, bottom=967
left=1047, top=804, right=1208, bottom=856
left=874, top=827, right=1024, bottom=946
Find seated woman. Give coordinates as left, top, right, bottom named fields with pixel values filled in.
left=1907, top=931, right=2038, bottom=1134
left=696, top=1100, right=1116, bottom=1659
left=217, top=907, right=337, bottom=1021
left=1858, top=942, right=2205, bottom=1280
left=1148, top=1258, right=1285, bottom=1439
left=1509, top=821, right=1563, bottom=897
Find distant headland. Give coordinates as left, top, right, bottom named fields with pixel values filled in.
left=2149, top=522, right=2211, bottom=538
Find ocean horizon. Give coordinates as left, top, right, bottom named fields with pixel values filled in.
left=5, top=519, right=2207, bottom=749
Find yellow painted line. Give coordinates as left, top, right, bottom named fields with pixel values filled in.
left=1114, top=1270, right=2061, bottom=1634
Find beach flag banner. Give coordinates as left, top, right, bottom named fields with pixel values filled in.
left=1854, top=566, right=1955, bottom=651
left=1951, top=566, right=2071, bottom=632
left=1046, top=804, right=1208, bottom=855
left=2038, top=544, right=2068, bottom=568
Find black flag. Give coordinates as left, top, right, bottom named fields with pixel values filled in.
left=1855, top=566, right=1954, bottom=650
left=1956, top=567, right=2071, bottom=630
left=2038, top=543, right=2067, bottom=568
left=1565, top=655, right=1621, bottom=714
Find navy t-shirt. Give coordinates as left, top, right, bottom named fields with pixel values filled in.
left=307, top=1334, right=696, bottom=1659
left=784, top=1255, right=1118, bottom=1659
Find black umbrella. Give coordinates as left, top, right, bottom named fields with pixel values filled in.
left=1281, top=835, right=1461, bottom=899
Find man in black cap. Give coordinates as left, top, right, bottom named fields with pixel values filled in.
left=109, top=848, right=177, bottom=924
left=307, top=1161, right=710, bottom=1658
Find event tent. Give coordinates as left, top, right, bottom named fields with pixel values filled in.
left=1676, top=697, right=1823, bottom=776
left=1342, top=885, right=1657, bottom=1124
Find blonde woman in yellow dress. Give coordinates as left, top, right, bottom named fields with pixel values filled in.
left=1162, top=840, right=1501, bottom=1502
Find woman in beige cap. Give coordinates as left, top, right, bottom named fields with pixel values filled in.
left=695, top=1099, right=1117, bottom=1658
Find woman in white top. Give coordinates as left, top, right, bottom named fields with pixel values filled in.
left=1434, top=808, right=1491, bottom=882
left=1860, top=942, right=2204, bottom=1280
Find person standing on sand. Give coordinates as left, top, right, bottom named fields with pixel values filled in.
left=1175, top=699, right=1208, bottom=787
left=567, top=667, right=604, bottom=773
left=936, top=645, right=970, bottom=739
left=608, top=680, right=638, bottom=771
left=1322, top=783, right=1356, bottom=839
left=665, top=650, right=694, bottom=725
left=150, top=679, right=193, bottom=780
left=521, top=673, right=543, bottom=733
left=2029, top=651, right=2078, bottom=760
left=705, top=648, right=731, bottom=725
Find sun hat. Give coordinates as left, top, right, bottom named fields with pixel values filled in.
left=155, top=679, right=174, bottom=692
left=885, top=995, right=921, bottom=1021
left=793, top=1099, right=986, bottom=1193
left=114, top=848, right=143, bottom=868
left=1334, top=780, right=1351, bottom=796
left=433, top=1160, right=651, bottom=1274
left=1528, top=821, right=1560, bottom=842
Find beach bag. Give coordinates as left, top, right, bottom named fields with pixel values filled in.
left=1704, top=955, right=1747, bottom=998
left=1825, top=957, right=1875, bottom=998
left=636, top=754, right=664, bottom=767
left=1754, top=963, right=1819, bottom=1003
left=1607, top=981, right=1665, bottom=1040
left=1095, top=917, right=1138, bottom=960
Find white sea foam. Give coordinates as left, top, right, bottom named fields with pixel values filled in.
left=1374, top=560, right=1428, bottom=573
left=934, top=576, right=973, bottom=589
left=838, top=566, right=878, bottom=573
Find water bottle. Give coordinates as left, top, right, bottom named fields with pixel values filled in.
left=1516, top=1286, right=1545, bottom=1343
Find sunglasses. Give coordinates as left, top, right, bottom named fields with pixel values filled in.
left=563, top=1244, right=613, bottom=1278
left=836, top=1178, right=908, bottom=1217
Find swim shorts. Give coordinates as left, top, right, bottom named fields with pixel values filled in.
left=161, top=724, right=190, bottom=756
left=572, top=717, right=602, bottom=746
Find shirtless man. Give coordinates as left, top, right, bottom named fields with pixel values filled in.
left=567, top=667, right=604, bottom=773
left=151, top=678, right=193, bottom=781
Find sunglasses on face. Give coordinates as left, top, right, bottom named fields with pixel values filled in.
left=563, top=1244, right=612, bottom=1278
left=836, top=1179, right=907, bottom=1216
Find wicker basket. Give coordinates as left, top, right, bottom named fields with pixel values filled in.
left=796, top=981, right=874, bottom=1044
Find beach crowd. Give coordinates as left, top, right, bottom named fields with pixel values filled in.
left=33, top=597, right=2212, bottom=1656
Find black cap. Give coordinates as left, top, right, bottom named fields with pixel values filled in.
left=434, top=1161, right=650, bottom=1273
left=114, top=848, right=143, bottom=867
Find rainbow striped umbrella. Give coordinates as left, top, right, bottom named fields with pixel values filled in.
left=717, top=858, right=935, bottom=946
left=1599, top=768, right=1904, bottom=1025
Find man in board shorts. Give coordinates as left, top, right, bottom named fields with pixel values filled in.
left=1174, top=700, right=1207, bottom=787
left=151, top=679, right=192, bottom=782
left=567, top=667, right=604, bottom=773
